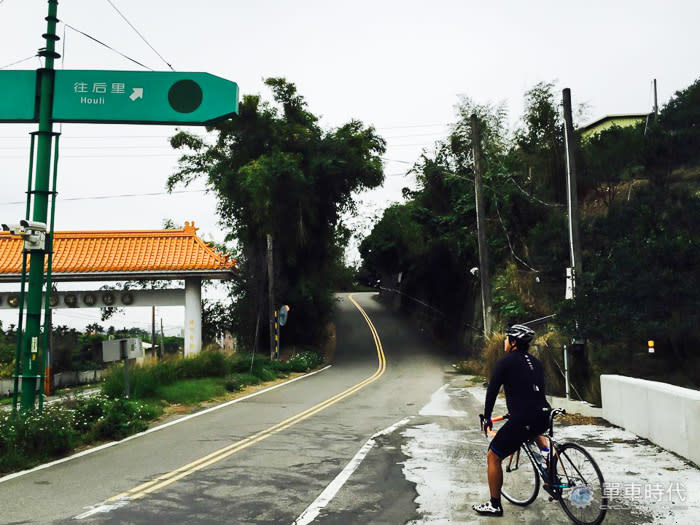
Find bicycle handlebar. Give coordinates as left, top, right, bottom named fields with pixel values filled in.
left=479, top=408, right=566, bottom=434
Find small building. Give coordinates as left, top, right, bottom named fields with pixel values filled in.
left=580, top=113, right=651, bottom=140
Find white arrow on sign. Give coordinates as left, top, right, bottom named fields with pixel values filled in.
left=129, top=88, right=144, bottom=101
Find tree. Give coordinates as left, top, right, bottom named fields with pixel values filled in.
left=580, top=125, right=643, bottom=207
left=168, top=78, right=386, bottom=345
left=513, top=81, right=568, bottom=204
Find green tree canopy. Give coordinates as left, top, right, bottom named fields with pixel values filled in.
left=168, top=78, right=386, bottom=345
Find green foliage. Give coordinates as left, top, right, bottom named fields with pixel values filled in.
left=360, top=76, right=700, bottom=392
left=225, top=373, right=261, bottom=392
left=102, top=350, right=320, bottom=400
left=88, top=398, right=160, bottom=441
left=73, top=393, right=111, bottom=431
left=557, top=185, right=700, bottom=376
left=288, top=350, right=323, bottom=372
left=492, top=264, right=529, bottom=320
left=0, top=406, right=76, bottom=473
left=168, top=78, right=386, bottom=346
left=359, top=203, right=425, bottom=275
left=581, top=124, right=644, bottom=205
left=155, top=378, right=227, bottom=405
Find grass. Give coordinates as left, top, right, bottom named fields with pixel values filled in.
left=154, top=378, right=228, bottom=405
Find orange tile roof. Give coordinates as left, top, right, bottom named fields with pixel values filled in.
left=0, top=222, right=235, bottom=279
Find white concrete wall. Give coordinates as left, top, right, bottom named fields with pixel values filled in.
left=0, top=369, right=104, bottom=397
left=601, top=374, right=700, bottom=466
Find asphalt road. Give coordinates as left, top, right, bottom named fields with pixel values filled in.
left=0, top=292, right=667, bottom=524
left=0, top=293, right=449, bottom=524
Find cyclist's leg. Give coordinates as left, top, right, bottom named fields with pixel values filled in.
left=474, top=420, right=529, bottom=516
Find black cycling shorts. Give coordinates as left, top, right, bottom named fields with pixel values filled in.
left=489, top=415, right=548, bottom=458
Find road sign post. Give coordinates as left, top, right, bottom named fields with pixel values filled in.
left=3, top=0, right=238, bottom=413
left=18, top=0, right=59, bottom=413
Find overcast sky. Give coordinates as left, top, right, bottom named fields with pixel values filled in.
left=1, top=0, right=698, bottom=335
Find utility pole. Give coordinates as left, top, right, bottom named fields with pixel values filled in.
left=562, top=89, right=583, bottom=296
left=21, top=0, right=59, bottom=411
left=267, top=234, right=275, bottom=360
left=151, top=305, right=156, bottom=358
left=470, top=114, right=493, bottom=336
left=653, top=78, right=659, bottom=117
left=160, top=318, right=165, bottom=358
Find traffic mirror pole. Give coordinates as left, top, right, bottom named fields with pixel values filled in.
left=21, top=0, right=59, bottom=411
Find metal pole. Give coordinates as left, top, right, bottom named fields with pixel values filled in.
left=653, top=79, right=658, bottom=117
left=160, top=318, right=165, bottom=358
left=562, top=88, right=583, bottom=293
left=563, top=344, right=570, bottom=400
left=152, top=304, right=156, bottom=358
left=267, top=234, right=275, bottom=360
left=38, top=133, right=60, bottom=411
left=470, top=114, right=492, bottom=335
left=274, top=309, right=279, bottom=360
left=21, top=0, right=60, bottom=412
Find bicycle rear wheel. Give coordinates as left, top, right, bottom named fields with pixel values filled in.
left=500, top=445, right=540, bottom=506
left=554, top=443, right=607, bottom=525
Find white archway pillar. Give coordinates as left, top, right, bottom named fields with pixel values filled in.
left=184, top=277, right=202, bottom=355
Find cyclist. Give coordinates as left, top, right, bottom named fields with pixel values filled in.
left=472, top=324, right=551, bottom=517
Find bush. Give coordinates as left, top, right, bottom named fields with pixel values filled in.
left=73, top=394, right=111, bottom=432
left=288, top=350, right=323, bottom=372
left=0, top=406, right=76, bottom=473
left=89, top=398, right=160, bottom=441
left=225, top=373, right=261, bottom=392
left=155, top=378, right=226, bottom=404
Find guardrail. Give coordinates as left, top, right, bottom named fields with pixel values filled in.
left=601, top=374, right=700, bottom=466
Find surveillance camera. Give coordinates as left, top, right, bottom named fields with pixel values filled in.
left=19, top=220, right=47, bottom=232
left=1, top=223, right=25, bottom=236
left=470, top=267, right=479, bottom=276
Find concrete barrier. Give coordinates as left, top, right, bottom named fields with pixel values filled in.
left=601, top=374, right=700, bottom=466
left=546, top=395, right=602, bottom=418
left=0, top=369, right=104, bottom=398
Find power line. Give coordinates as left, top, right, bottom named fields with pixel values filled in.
left=0, top=54, right=37, bottom=70
left=105, top=0, right=174, bottom=71
left=1, top=153, right=180, bottom=159
left=0, top=189, right=207, bottom=206
left=376, top=123, right=448, bottom=130
left=63, top=22, right=153, bottom=70
left=0, top=145, right=173, bottom=150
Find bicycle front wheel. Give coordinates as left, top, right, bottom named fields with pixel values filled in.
left=554, top=443, right=607, bottom=525
left=501, top=445, right=540, bottom=506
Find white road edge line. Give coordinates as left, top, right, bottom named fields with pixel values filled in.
left=0, top=365, right=332, bottom=485
left=293, top=416, right=412, bottom=525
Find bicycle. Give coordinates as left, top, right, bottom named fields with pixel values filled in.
left=483, top=409, right=608, bottom=525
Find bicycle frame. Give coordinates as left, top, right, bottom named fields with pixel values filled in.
left=488, top=409, right=608, bottom=524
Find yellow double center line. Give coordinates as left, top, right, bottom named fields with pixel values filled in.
left=107, top=294, right=386, bottom=503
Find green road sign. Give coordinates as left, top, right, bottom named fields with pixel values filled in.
left=0, top=70, right=38, bottom=122
left=52, top=70, right=238, bottom=125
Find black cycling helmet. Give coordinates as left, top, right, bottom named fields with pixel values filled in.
left=505, top=324, right=535, bottom=344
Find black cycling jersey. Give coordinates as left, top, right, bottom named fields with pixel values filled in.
left=484, top=349, right=550, bottom=421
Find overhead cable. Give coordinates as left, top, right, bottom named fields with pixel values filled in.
left=0, top=189, right=207, bottom=206
left=105, top=0, right=174, bottom=71
left=0, top=54, right=37, bottom=70
left=63, top=22, right=153, bottom=70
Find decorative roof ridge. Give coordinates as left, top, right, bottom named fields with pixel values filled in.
left=0, top=221, right=202, bottom=239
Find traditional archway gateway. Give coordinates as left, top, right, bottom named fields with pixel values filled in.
left=0, top=222, right=235, bottom=355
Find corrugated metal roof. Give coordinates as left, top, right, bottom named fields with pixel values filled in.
left=0, top=222, right=235, bottom=277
